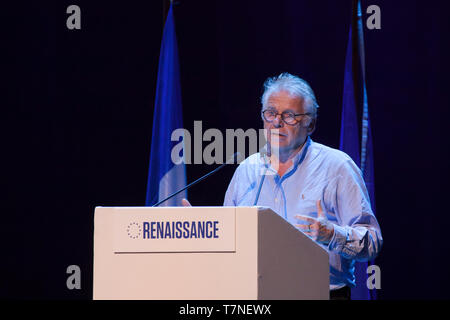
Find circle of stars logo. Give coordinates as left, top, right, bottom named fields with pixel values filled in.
left=127, top=222, right=142, bottom=239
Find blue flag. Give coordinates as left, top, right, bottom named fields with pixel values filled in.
left=340, top=22, right=361, bottom=167
left=340, top=0, right=377, bottom=300
left=146, top=4, right=187, bottom=206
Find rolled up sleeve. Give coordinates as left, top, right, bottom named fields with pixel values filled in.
left=327, top=160, right=383, bottom=262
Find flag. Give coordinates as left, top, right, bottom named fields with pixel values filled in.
left=145, top=4, right=187, bottom=206
left=339, top=0, right=378, bottom=300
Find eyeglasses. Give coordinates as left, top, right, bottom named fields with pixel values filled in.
left=261, top=109, right=311, bottom=125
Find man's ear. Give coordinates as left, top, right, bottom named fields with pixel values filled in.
left=306, top=117, right=316, bottom=135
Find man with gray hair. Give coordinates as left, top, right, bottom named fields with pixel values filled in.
left=223, top=72, right=383, bottom=300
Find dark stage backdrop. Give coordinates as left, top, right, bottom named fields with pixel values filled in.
left=3, top=0, right=450, bottom=299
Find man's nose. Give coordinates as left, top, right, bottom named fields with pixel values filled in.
left=272, top=114, right=284, bottom=128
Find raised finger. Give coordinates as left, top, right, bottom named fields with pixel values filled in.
left=294, top=215, right=316, bottom=223
left=316, top=200, right=325, bottom=217
left=295, top=224, right=311, bottom=230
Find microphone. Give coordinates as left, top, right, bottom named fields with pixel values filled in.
left=152, top=152, right=242, bottom=207
left=254, top=128, right=271, bottom=205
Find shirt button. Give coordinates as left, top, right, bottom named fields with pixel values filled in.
left=275, top=198, right=278, bottom=203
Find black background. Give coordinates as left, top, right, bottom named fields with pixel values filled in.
left=3, top=0, right=450, bottom=299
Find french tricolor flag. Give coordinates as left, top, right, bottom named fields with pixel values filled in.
left=146, top=4, right=187, bottom=207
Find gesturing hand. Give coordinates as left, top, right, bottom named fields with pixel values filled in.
left=295, top=200, right=335, bottom=245
left=181, top=198, right=192, bottom=207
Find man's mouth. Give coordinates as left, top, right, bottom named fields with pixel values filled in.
left=271, top=132, right=287, bottom=138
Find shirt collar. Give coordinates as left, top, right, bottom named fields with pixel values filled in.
left=291, top=136, right=312, bottom=166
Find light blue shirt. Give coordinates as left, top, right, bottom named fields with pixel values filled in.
left=224, top=137, right=383, bottom=290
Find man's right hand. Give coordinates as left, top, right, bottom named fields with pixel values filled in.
left=181, top=198, right=192, bottom=207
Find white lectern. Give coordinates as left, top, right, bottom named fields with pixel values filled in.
left=93, top=206, right=329, bottom=300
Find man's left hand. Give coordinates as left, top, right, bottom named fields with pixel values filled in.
left=295, top=200, right=335, bottom=245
